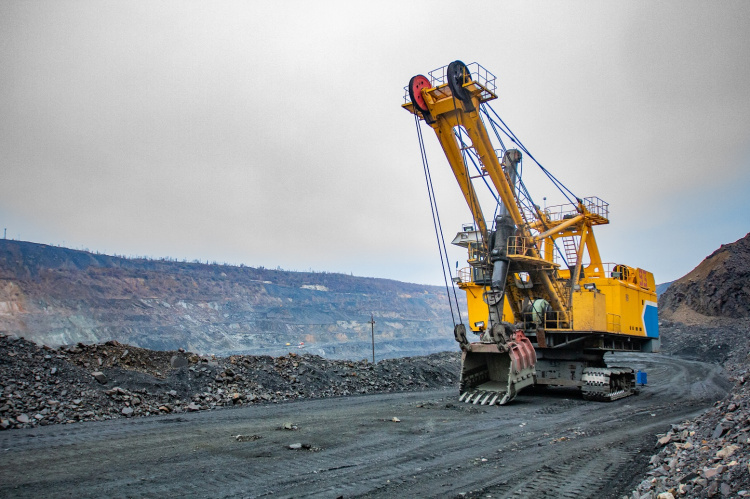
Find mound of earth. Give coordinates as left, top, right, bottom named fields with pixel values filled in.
left=660, top=233, right=750, bottom=319
left=0, top=332, right=460, bottom=431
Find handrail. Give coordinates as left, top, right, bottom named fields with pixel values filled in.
left=457, top=267, right=472, bottom=284
left=543, top=197, right=609, bottom=223
left=403, top=62, right=497, bottom=104
left=521, top=310, right=567, bottom=330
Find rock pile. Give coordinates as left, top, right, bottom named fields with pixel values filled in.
left=659, top=318, right=750, bottom=367
left=0, top=332, right=459, bottom=430
left=628, top=316, right=750, bottom=499
left=629, top=367, right=750, bottom=498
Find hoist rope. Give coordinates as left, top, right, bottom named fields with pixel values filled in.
left=479, top=110, right=507, bottom=154
left=414, top=113, right=463, bottom=326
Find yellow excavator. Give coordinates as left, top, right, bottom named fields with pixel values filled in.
left=403, top=61, right=659, bottom=405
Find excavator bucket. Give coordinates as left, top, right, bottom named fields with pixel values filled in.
left=458, top=332, right=537, bottom=406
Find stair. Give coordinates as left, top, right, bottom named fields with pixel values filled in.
left=562, top=236, right=578, bottom=266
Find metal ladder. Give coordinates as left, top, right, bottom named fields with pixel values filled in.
left=562, top=236, right=578, bottom=266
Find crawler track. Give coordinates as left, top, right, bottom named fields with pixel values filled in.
left=581, top=367, right=636, bottom=401
left=0, top=353, right=729, bottom=498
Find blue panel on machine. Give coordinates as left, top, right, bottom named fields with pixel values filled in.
left=636, top=371, right=647, bottom=385
left=643, top=302, right=659, bottom=338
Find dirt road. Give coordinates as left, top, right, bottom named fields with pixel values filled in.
left=0, top=353, right=729, bottom=498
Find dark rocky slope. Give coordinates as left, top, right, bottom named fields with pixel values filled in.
left=660, top=232, right=750, bottom=319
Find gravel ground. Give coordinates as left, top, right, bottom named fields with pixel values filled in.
left=0, top=352, right=728, bottom=499
left=2, top=318, right=748, bottom=498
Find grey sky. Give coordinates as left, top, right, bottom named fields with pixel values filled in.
left=1, top=1, right=749, bottom=285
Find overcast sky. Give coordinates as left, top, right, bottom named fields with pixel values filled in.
left=1, top=1, right=748, bottom=286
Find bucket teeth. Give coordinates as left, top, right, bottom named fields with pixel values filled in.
left=458, top=390, right=508, bottom=405
left=459, top=390, right=514, bottom=405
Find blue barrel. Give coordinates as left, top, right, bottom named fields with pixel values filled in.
left=636, top=371, right=647, bottom=385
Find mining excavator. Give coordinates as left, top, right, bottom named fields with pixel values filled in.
left=403, top=61, right=659, bottom=405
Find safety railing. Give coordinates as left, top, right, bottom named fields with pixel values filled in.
left=507, top=236, right=550, bottom=265
left=542, top=196, right=609, bottom=223
left=582, top=197, right=609, bottom=219
left=506, top=236, right=529, bottom=256
left=466, top=241, right=486, bottom=265
left=456, top=267, right=472, bottom=284
left=454, top=266, right=493, bottom=286
left=522, top=310, right=567, bottom=330
left=403, top=62, right=497, bottom=104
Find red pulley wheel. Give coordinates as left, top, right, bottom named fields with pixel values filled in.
left=408, top=75, right=431, bottom=113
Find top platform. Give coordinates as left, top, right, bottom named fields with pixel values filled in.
left=403, top=62, right=497, bottom=111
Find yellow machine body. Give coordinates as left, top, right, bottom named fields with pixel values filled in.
left=458, top=262, right=658, bottom=339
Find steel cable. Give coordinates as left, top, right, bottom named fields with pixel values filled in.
left=414, top=113, right=463, bottom=326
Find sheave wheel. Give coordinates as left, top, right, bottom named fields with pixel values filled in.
left=408, top=74, right=431, bottom=113
left=447, top=60, right=471, bottom=102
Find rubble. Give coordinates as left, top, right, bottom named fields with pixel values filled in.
left=634, top=372, right=750, bottom=497
left=235, top=434, right=262, bottom=442
left=0, top=332, right=459, bottom=430
left=627, top=324, right=750, bottom=498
